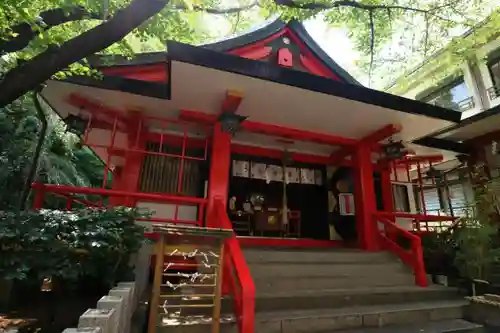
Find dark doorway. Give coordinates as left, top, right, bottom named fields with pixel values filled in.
left=329, top=167, right=384, bottom=242
left=228, top=154, right=329, bottom=240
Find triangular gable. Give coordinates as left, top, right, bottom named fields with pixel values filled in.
left=90, top=20, right=359, bottom=85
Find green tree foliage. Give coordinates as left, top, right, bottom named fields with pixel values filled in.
left=0, top=97, right=107, bottom=210
left=0, top=0, right=492, bottom=105
left=0, top=207, right=148, bottom=285
left=453, top=164, right=500, bottom=282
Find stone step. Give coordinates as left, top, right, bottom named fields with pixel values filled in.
left=202, top=285, right=451, bottom=314
left=156, top=313, right=237, bottom=333
left=248, top=262, right=408, bottom=278
left=333, top=319, right=484, bottom=333
left=243, top=248, right=397, bottom=265
left=252, top=300, right=469, bottom=333
left=238, top=285, right=463, bottom=312
left=157, top=301, right=471, bottom=333
left=194, top=285, right=461, bottom=315
left=253, top=273, right=416, bottom=292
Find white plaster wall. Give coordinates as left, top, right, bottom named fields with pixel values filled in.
left=391, top=168, right=412, bottom=183
left=391, top=181, right=417, bottom=231
left=86, top=128, right=128, bottom=166
left=135, top=202, right=199, bottom=232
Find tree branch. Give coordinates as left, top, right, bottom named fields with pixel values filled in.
left=0, top=0, right=462, bottom=56
left=274, top=0, right=460, bottom=24
left=0, top=0, right=472, bottom=107
left=172, top=1, right=259, bottom=14
left=0, top=6, right=100, bottom=55
left=0, top=0, right=169, bottom=108
left=0, top=2, right=258, bottom=55
left=368, top=9, right=375, bottom=87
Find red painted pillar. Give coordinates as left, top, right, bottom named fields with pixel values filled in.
left=380, top=168, right=394, bottom=213
left=108, top=167, right=123, bottom=206
left=380, top=167, right=396, bottom=239
left=206, top=123, right=231, bottom=228
left=353, top=143, right=378, bottom=251
left=121, top=135, right=146, bottom=207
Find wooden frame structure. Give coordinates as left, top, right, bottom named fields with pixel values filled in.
left=148, top=224, right=232, bottom=333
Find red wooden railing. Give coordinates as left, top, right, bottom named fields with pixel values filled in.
left=374, top=211, right=457, bottom=235
left=214, top=200, right=255, bottom=333
left=374, top=214, right=427, bottom=287
left=32, top=183, right=255, bottom=333
left=31, top=183, right=207, bottom=228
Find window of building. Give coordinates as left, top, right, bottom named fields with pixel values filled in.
left=138, top=142, right=205, bottom=197
left=487, top=52, right=500, bottom=99
left=448, top=183, right=469, bottom=217
left=421, top=79, right=473, bottom=111
left=414, top=186, right=443, bottom=214
left=392, top=184, right=411, bottom=212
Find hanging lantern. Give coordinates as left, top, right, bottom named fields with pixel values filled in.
left=217, top=112, right=247, bottom=135
left=40, top=277, right=53, bottom=292
left=381, top=140, right=407, bottom=160
left=65, top=114, right=87, bottom=136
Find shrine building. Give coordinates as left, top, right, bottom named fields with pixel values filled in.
left=31, top=17, right=500, bottom=333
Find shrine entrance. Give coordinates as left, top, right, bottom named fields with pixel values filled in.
left=228, top=153, right=329, bottom=242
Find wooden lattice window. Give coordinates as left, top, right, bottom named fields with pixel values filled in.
left=138, top=142, right=204, bottom=196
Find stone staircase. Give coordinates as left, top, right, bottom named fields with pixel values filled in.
left=159, top=247, right=484, bottom=333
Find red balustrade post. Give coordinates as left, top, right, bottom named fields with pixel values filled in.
left=353, top=143, right=378, bottom=251
left=380, top=168, right=396, bottom=240
left=65, top=198, right=73, bottom=211
left=32, top=184, right=45, bottom=210
left=121, top=116, right=146, bottom=207
left=412, top=237, right=428, bottom=287
left=206, top=123, right=231, bottom=228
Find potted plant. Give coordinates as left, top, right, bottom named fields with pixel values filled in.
left=454, top=164, right=500, bottom=296
left=421, top=230, right=459, bottom=286
left=454, top=221, right=500, bottom=295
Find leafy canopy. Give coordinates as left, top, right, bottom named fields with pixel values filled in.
left=0, top=97, right=108, bottom=210
left=0, top=0, right=492, bottom=88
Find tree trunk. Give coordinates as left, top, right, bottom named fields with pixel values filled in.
left=0, top=0, right=168, bottom=108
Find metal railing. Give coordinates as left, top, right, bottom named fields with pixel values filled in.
left=487, top=85, right=500, bottom=101
left=427, top=96, right=475, bottom=112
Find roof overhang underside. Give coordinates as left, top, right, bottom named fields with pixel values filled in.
left=434, top=105, right=500, bottom=142
left=41, top=41, right=461, bottom=161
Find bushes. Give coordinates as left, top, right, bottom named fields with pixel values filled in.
left=421, top=163, right=500, bottom=288
left=0, top=207, right=149, bottom=287
left=421, top=230, right=459, bottom=278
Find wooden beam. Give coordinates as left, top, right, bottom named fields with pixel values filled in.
left=328, top=124, right=400, bottom=165
left=221, top=89, right=244, bottom=114
left=179, top=109, right=358, bottom=147
left=361, top=124, right=402, bottom=145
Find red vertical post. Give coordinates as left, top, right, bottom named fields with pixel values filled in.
left=65, top=197, right=73, bottom=211
left=109, top=168, right=123, bottom=206
left=206, top=123, right=231, bottom=228
left=380, top=168, right=394, bottom=213
left=416, top=162, right=426, bottom=215
left=32, top=184, right=45, bottom=210
left=122, top=114, right=146, bottom=207
left=353, top=143, right=378, bottom=251
left=380, top=167, right=395, bottom=240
